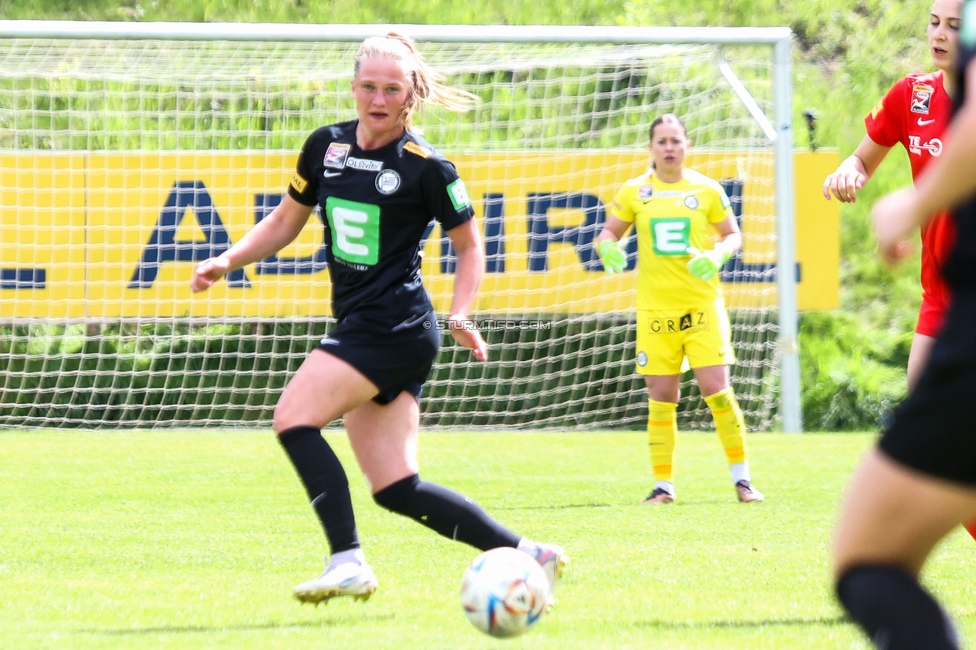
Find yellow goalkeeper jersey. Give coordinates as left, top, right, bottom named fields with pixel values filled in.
left=609, top=168, right=734, bottom=310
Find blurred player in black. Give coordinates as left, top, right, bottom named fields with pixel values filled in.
left=191, top=32, right=566, bottom=606
left=833, top=2, right=976, bottom=647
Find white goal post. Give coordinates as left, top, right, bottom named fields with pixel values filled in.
left=0, top=21, right=801, bottom=432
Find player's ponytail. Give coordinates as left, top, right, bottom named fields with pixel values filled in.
left=355, top=32, right=478, bottom=131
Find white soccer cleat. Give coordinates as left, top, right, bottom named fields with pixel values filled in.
left=528, top=542, right=568, bottom=610
left=293, top=549, right=378, bottom=605
left=735, top=480, right=765, bottom=503
left=642, top=487, right=675, bottom=505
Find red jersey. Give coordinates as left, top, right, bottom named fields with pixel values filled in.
left=865, top=71, right=955, bottom=336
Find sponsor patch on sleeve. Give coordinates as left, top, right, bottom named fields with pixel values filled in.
left=869, top=100, right=884, bottom=120
left=404, top=141, right=431, bottom=158
left=447, top=178, right=472, bottom=211
left=720, top=190, right=731, bottom=210
left=290, top=172, right=308, bottom=194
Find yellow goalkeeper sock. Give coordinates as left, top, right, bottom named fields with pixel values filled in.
left=647, top=399, right=678, bottom=483
left=704, top=387, right=747, bottom=465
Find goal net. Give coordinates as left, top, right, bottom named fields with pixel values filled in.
left=0, top=24, right=795, bottom=431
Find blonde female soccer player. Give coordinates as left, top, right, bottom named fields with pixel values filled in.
left=191, top=32, right=565, bottom=606
left=595, top=113, right=763, bottom=505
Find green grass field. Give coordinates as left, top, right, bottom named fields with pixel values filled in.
left=3, top=430, right=974, bottom=649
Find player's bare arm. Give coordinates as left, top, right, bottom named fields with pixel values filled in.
left=823, top=136, right=892, bottom=202
left=597, top=214, right=632, bottom=244
left=190, top=194, right=314, bottom=292
left=712, top=214, right=743, bottom=255
left=445, top=217, right=489, bottom=362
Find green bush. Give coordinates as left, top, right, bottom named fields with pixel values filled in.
left=799, top=311, right=911, bottom=430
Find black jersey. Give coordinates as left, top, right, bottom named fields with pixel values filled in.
left=287, top=120, right=475, bottom=326
left=943, top=0, right=976, bottom=290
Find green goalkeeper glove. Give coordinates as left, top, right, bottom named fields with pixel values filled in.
left=686, top=245, right=731, bottom=281
left=597, top=238, right=627, bottom=275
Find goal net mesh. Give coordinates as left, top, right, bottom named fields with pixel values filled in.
left=0, top=35, right=781, bottom=430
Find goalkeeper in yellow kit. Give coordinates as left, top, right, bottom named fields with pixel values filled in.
left=596, top=113, right=763, bottom=505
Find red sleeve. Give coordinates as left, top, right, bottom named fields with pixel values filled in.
left=864, top=77, right=909, bottom=148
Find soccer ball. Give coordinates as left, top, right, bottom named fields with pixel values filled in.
left=460, top=547, right=549, bottom=638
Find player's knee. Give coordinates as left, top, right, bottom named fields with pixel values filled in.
left=271, top=403, right=297, bottom=434
left=271, top=413, right=295, bottom=436
left=272, top=401, right=318, bottom=435
left=373, top=473, right=421, bottom=513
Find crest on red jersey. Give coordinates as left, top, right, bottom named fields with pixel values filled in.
left=911, top=84, right=933, bottom=114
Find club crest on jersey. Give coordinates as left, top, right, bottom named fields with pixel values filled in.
left=684, top=195, right=699, bottom=210
left=911, top=85, right=933, bottom=114
left=639, top=185, right=654, bottom=200
left=324, top=143, right=351, bottom=169
left=636, top=351, right=648, bottom=367
left=375, top=169, right=401, bottom=195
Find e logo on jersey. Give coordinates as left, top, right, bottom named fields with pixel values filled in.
left=325, top=197, right=380, bottom=266
left=650, top=218, right=691, bottom=256
left=375, top=169, right=401, bottom=195
left=911, top=85, right=933, bottom=114
left=324, top=143, right=351, bottom=169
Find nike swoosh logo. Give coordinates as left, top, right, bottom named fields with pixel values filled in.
left=324, top=170, right=343, bottom=178
left=917, top=118, right=936, bottom=126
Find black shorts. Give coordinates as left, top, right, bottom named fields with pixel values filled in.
left=316, top=309, right=441, bottom=405
left=880, top=291, right=976, bottom=487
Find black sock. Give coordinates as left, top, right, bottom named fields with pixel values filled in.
left=278, top=426, right=359, bottom=554
left=836, top=564, right=960, bottom=650
left=373, top=474, right=520, bottom=551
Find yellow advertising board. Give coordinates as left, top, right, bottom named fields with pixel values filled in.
left=0, top=153, right=87, bottom=319
left=0, top=150, right=838, bottom=319
left=84, top=152, right=334, bottom=318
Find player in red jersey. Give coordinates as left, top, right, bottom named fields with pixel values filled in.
left=824, top=0, right=961, bottom=391
left=825, top=0, right=976, bottom=543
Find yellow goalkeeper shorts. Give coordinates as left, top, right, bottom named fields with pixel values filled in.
left=635, top=305, right=735, bottom=375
